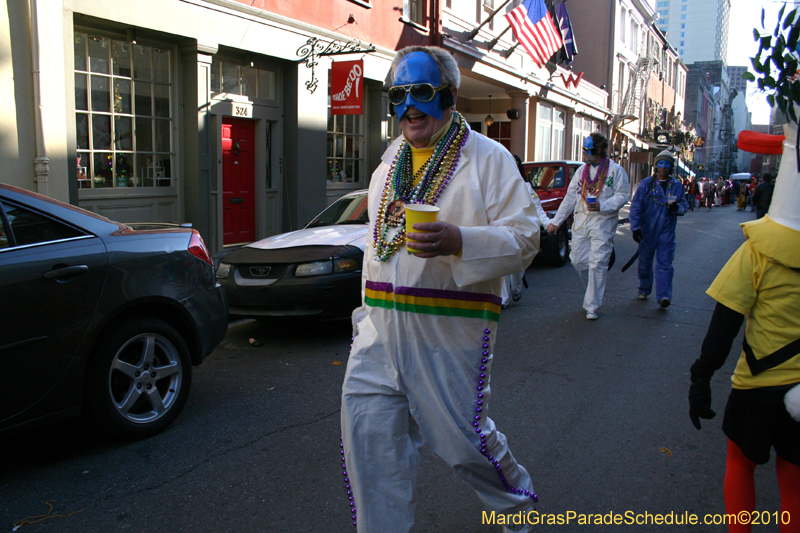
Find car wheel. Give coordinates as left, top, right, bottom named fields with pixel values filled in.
left=543, top=224, right=569, bottom=267
left=87, top=318, right=192, bottom=439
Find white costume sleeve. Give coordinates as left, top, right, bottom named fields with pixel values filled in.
left=599, top=161, right=631, bottom=214
left=549, top=167, right=582, bottom=228
left=529, top=184, right=548, bottom=228
left=453, top=139, right=540, bottom=287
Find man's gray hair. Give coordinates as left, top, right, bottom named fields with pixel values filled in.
left=390, top=46, right=461, bottom=88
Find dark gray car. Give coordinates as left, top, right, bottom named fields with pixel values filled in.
left=0, top=184, right=228, bottom=439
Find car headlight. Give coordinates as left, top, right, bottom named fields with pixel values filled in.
left=216, top=262, right=231, bottom=279
left=334, top=257, right=360, bottom=273
left=295, top=260, right=333, bottom=277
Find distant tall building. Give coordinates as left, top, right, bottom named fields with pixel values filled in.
left=727, top=65, right=748, bottom=96
left=655, top=0, right=730, bottom=65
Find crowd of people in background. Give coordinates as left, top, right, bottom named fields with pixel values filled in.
left=679, top=173, right=775, bottom=216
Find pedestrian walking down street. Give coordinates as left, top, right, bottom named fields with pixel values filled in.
left=546, top=132, right=630, bottom=320
left=628, top=150, right=688, bottom=308
left=688, top=160, right=800, bottom=533
left=752, top=173, right=775, bottom=220
left=748, top=178, right=758, bottom=212
left=702, top=178, right=716, bottom=210
left=340, top=46, right=541, bottom=533
left=687, top=177, right=699, bottom=211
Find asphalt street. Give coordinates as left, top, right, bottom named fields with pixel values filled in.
left=0, top=202, right=782, bottom=533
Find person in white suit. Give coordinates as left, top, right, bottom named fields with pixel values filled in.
left=340, top=46, right=541, bottom=533
left=546, top=133, right=630, bottom=320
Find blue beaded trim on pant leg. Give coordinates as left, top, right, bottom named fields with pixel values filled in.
left=474, top=327, right=538, bottom=503
left=341, top=336, right=358, bottom=527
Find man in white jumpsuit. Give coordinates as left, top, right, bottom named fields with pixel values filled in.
left=340, top=46, right=541, bottom=533
left=546, top=133, right=630, bottom=320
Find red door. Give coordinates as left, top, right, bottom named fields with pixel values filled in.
left=222, top=117, right=256, bottom=245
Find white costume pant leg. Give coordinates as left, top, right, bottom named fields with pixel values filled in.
left=501, top=272, right=524, bottom=306
left=342, top=310, right=535, bottom=533
left=569, top=217, right=616, bottom=313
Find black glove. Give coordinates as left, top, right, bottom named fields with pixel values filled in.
left=669, top=201, right=679, bottom=213
left=689, top=358, right=718, bottom=430
left=632, top=229, right=643, bottom=243
left=688, top=379, right=716, bottom=429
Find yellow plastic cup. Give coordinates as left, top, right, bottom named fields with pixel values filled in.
left=404, top=204, right=440, bottom=253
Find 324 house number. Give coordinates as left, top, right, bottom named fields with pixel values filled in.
left=233, top=104, right=251, bottom=118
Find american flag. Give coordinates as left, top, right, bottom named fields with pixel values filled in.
left=505, top=0, right=564, bottom=68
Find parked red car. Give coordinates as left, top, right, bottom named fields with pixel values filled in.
left=521, top=160, right=583, bottom=266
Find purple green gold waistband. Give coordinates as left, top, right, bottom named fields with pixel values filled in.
left=364, top=281, right=501, bottom=322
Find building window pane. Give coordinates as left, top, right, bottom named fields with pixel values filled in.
left=91, top=76, right=111, bottom=113
left=114, top=79, right=131, bottom=114
left=113, top=41, right=132, bottom=77
left=115, top=117, right=133, bottom=151
left=75, top=74, right=88, bottom=111
left=153, top=84, right=170, bottom=118
left=133, top=45, right=153, bottom=81
left=93, top=152, right=113, bottom=187
left=136, top=117, right=153, bottom=151
left=153, top=49, right=170, bottom=83
left=405, top=0, right=424, bottom=25
left=74, top=33, right=87, bottom=71
left=258, top=70, right=275, bottom=100
left=241, top=66, right=258, bottom=99
left=222, top=63, right=239, bottom=94
left=75, top=32, right=174, bottom=189
left=88, top=37, right=110, bottom=74
left=487, top=121, right=511, bottom=151
left=327, top=78, right=365, bottom=186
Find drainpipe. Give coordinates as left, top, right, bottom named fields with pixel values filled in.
left=29, top=0, right=49, bottom=195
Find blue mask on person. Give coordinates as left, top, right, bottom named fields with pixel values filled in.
left=582, top=136, right=595, bottom=155
left=656, top=160, right=673, bottom=169
left=391, top=52, right=445, bottom=122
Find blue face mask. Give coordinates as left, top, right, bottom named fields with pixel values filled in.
left=656, top=160, right=673, bottom=169
left=391, top=52, right=445, bottom=121
left=582, top=136, right=596, bottom=155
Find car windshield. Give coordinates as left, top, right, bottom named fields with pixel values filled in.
left=529, top=165, right=566, bottom=190
left=307, top=193, right=369, bottom=228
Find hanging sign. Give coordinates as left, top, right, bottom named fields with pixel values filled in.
left=331, top=60, right=364, bottom=115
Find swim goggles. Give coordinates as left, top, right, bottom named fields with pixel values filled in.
left=388, top=83, right=449, bottom=105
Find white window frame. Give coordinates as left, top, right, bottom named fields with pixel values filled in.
left=74, top=31, right=175, bottom=191
left=327, top=78, right=366, bottom=190
left=404, top=0, right=425, bottom=26
left=535, top=103, right=565, bottom=161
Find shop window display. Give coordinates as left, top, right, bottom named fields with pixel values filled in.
left=326, top=80, right=364, bottom=187
left=74, top=32, right=173, bottom=189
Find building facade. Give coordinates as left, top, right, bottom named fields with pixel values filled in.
left=440, top=0, right=610, bottom=169
left=6, top=0, right=653, bottom=255
left=727, top=65, right=748, bottom=97
left=656, top=0, right=730, bottom=65
left=3, top=0, right=439, bottom=253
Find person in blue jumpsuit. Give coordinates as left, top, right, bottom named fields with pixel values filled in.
left=629, top=150, right=688, bottom=308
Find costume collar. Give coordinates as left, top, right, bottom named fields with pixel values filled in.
left=742, top=215, right=800, bottom=269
